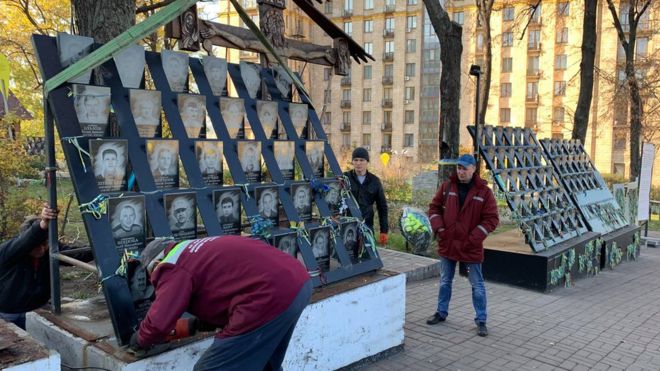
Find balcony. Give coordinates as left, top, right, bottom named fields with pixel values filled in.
left=383, top=29, right=395, bottom=38
left=528, top=42, right=541, bottom=51
left=383, top=52, right=394, bottom=61
left=382, top=76, right=394, bottom=85
left=381, top=122, right=393, bottom=131
left=340, top=100, right=352, bottom=108
left=381, top=145, right=392, bottom=153
left=342, top=9, right=353, bottom=18
left=381, top=99, right=393, bottom=108
left=340, top=122, right=351, bottom=132
left=384, top=4, right=396, bottom=13
left=527, top=69, right=541, bottom=78
left=341, top=77, right=352, bottom=86
left=526, top=95, right=539, bottom=104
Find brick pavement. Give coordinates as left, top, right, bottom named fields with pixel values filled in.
left=361, top=247, right=660, bottom=370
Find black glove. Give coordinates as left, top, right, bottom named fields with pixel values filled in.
left=195, top=318, right=219, bottom=333
left=128, top=332, right=150, bottom=358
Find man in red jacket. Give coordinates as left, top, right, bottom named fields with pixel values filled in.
left=425, top=154, right=499, bottom=337
left=130, top=235, right=312, bottom=370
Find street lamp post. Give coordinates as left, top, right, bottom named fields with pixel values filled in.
left=469, top=64, right=482, bottom=172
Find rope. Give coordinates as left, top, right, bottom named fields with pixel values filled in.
left=78, top=194, right=108, bottom=220
left=62, top=136, right=92, bottom=173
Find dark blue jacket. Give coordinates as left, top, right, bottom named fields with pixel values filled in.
left=344, top=170, right=389, bottom=233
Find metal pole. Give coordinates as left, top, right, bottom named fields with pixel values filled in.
left=470, top=64, right=482, bottom=173
left=51, top=253, right=98, bottom=273
left=44, top=100, right=61, bottom=314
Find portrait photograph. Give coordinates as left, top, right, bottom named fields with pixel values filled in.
left=324, top=180, right=343, bottom=214
left=213, top=188, right=241, bottom=235
left=162, top=50, right=189, bottom=92
left=90, top=139, right=128, bottom=193
left=165, top=192, right=197, bottom=239
left=273, top=231, right=297, bottom=257
left=113, top=44, right=145, bottom=89
left=57, top=32, right=93, bottom=84
left=129, top=89, right=161, bottom=137
left=239, top=61, right=261, bottom=99
left=309, top=226, right=331, bottom=271
left=273, top=141, right=295, bottom=180
left=291, top=182, right=312, bottom=221
left=220, top=97, right=245, bottom=138
left=147, top=139, right=179, bottom=189
left=273, top=64, right=292, bottom=99
left=341, top=221, right=360, bottom=260
left=305, top=141, right=325, bottom=178
left=237, top=141, right=262, bottom=183
left=256, top=100, right=278, bottom=139
left=178, top=94, right=206, bottom=138
left=73, top=84, right=111, bottom=136
left=255, top=185, right=279, bottom=224
left=108, top=195, right=146, bottom=255
left=203, top=55, right=227, bottom=96
left=196, top=141, right=223, bottom=186
left=288, top=103, right=308, bottom=139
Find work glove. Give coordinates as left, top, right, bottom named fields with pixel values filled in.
left=195, top=319, right=219, bottom=333
left=128, top=332, right=150, bottom=358
left=379, top=233, right=388, bottom=246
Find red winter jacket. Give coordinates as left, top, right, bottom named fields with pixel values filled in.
left=138, top=236, right=310, bottom=346
left=428, top=174, right=499, bottom=263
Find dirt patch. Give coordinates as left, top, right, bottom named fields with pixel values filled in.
left=60, top=265, right=99, bottom=300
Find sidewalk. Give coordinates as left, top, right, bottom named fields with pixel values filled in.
left=366, top=246, right=660, bottom=370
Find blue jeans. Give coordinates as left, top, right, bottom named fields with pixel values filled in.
left=436, top=257, right=487, bottom=324
left=0, top=312, right=26, bottom=330
left=194, top=280, right=312, bottom=371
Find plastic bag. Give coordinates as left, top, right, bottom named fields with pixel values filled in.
left=399, top=207, right=433, bottom=251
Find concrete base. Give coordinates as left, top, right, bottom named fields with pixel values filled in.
left=0, top=321, right=60, bottom=371
left=27, top=271, right=405, bottom=370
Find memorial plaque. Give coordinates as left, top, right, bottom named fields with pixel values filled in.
left=108, top=195, right=146, bottom=255
left=113, top=44, right=145, bottom=88
left=341, top=221, right=359, bottom=260
left=256, top=100, right=278, bottom=139
left=146, top=139, right=179, bottom=189
left=213, top=188, right=242, bottom=235
left=272, top=231, right=298, bottom=257
left=306, top=141, right=324, bottom=178
left=220, top=97, right=245, bottom=138
left=289, top=103, right=308, bottom=138
left=324, top=180, right=342, bottom=214
left=164, top=192, right=197, bottom=239
left=274, top=140, right=295, bottom=180
left=178, top=94, right=206, bottom=138
left=162, top=50, right=189, bottom=92
left=73, top=84, right=111, bottom=136
left=129, top=89, right=161, bottom=137
left=291, top=182, right=312, bottom=221
left=240, top=61, right=261, bottom=99
left=196, top=141, right=223, bottom=186
left=90, top=139, right=128, bottom=193
left=57, top=32, right=93, bottom=84
left=309, top=226, right=331, bottom=271
left=273, top=64, right=292, bottom=99
left=203, top=55, right=227, bottom=96
left=255, top=185, right=279, bottom=224
left=237, top=140, right=261, bottom=183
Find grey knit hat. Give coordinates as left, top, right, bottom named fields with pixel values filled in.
left=140, top=238, right=176, bottom=271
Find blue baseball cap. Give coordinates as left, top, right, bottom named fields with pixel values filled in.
left=456, top=154, right=476, bottom=167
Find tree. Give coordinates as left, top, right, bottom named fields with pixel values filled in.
left=605, top=0, right=652, bottom=180
left=572, top=0, right=598, bottom=143
left=422, top=0, right=463, bottom=181
left=475, top=0, right=494, bottom=128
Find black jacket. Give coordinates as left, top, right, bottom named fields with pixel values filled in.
left=0, top=222, right=50, bottom=313
left=344, top=170, right=389, bottom=233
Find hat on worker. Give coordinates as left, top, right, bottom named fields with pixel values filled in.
left=352, top=147, right=370, bottom=162
left=456, top=154, right=476, bottom=167
left=140, top=238, right=176, bottom=272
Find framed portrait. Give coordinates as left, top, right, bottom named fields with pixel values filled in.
left=113, top=44, right=145, bottom=89
left=73, top=84, right=111, bottom=136
left=271, top=230, right=298, bottom=257
left=239, top=61, right=261, bottom=99
left=203, top=55, right=227, bottom=96
left=129, top=89, right=161, bottom=137
left=164, top=192, right=197, bottom=239
left=89, top=139, right=128, bottom=193
left=255, top=185, right=279, bottom=224
left=324, top=180, right=343, bottom=215
left=291, top=182, right=312, bottom=221
left=237, top=141, right=261, bottom=183
left=288, top=102, right=308, bottom=139
left=220, top=97, right=245, bottom=139
left=57, top=32, right=93, bottom=84
left=108, top=195, right=146, bottom=255
left=162, top=50, right=189, bottom=92
left=213, top=187, right=241, bottom=235
left=341, top=221, right=360, bottom=261
left=309, top=225, right=332, bottom=271
left=305, top=141, right=325, bottom=178
left=256, top=100, right=278, bottom=139
left=273, top=64, right=292, bottom=100
left=273, top=141, right=295, bottom=180
left=178, top=94, right=206, bottom=138
left=146, top=139, right=179, bottom=189
left=196, top=141, right=223, bottom=186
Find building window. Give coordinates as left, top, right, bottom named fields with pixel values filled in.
left=404, top=134, right=414, bottom=147
left=364, top=0, right=373, bottom=10
left=502, top=32, right=513, bottom=47
left=405, top=87, right=415, bottom=100
left=476, top=33, right=484, bottom=51
left=342, top=133, right=351, bottom=146
left=528, top=30, right=540, bottom=49
left=363, top=65, right=372, bottom=80
left=407, top=0, right=417, bottom=5
left=554, top=81, right=567, bottom=96
left=525, top=108, right=537, bottom=126
left=636, top=37, right=648, bottom=57
left=324, top=1, right=333, bottom=14
left=342, top=111, right=351, bottom=124
left=363, top=42, right=373, bottom=55
left=527, top=56, right=540, bottom=75
left=344, top=0, right=353, bottom=11
left=362, top=111, right=371, bottom=125
left=384, top=64, right=394, bottom=77
left=502, top=57, right=513, bottom=72
left=405, top=63, right=416, bottom=77
left=556, top=27, right=568, bottom=44
left=363, top=88, right=371, bottom=102
left=324, top=89, right=331, bottom=103
left=384, top=110, right=392, bottom=123
left=364, top=19, right=373, bottom=33
left=406, top=16, right=417, bottom=31
left=406, top=39, right=416, bottom=53
left=324, top=68, right=332, bottom=80
left=526, top=82, right=538, bottom=98
left=553, top=107, right=565, bottom=122
left=362, top=133, right=371, bottom=146
left=383, top=87, right=393, bottom=100
left=405, top=110, right=415, bottom=124
left=452, top=11, right=464, bottom=25
left=503, top=6, right=514, bottom=21
left=343, top=22, right=352, bottom=35
left=342, top=89, right=351, bottom=101
left=322, top=112, right=332, bottom=125
left=555, top=54, right=567, bottom=70
left=501, top=83, right=512, bottom=97
left=500, top=108, right=511, bottom=123
left=557, top=2, right=569, bottom=17
left=385, top=17, right=395, bottom=32
left=385, top=41, right=394, bottom=53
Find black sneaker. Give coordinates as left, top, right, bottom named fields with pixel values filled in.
left=477, top=323, right=488, bottom=337
left=426, top=313, right=446, bottom=325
